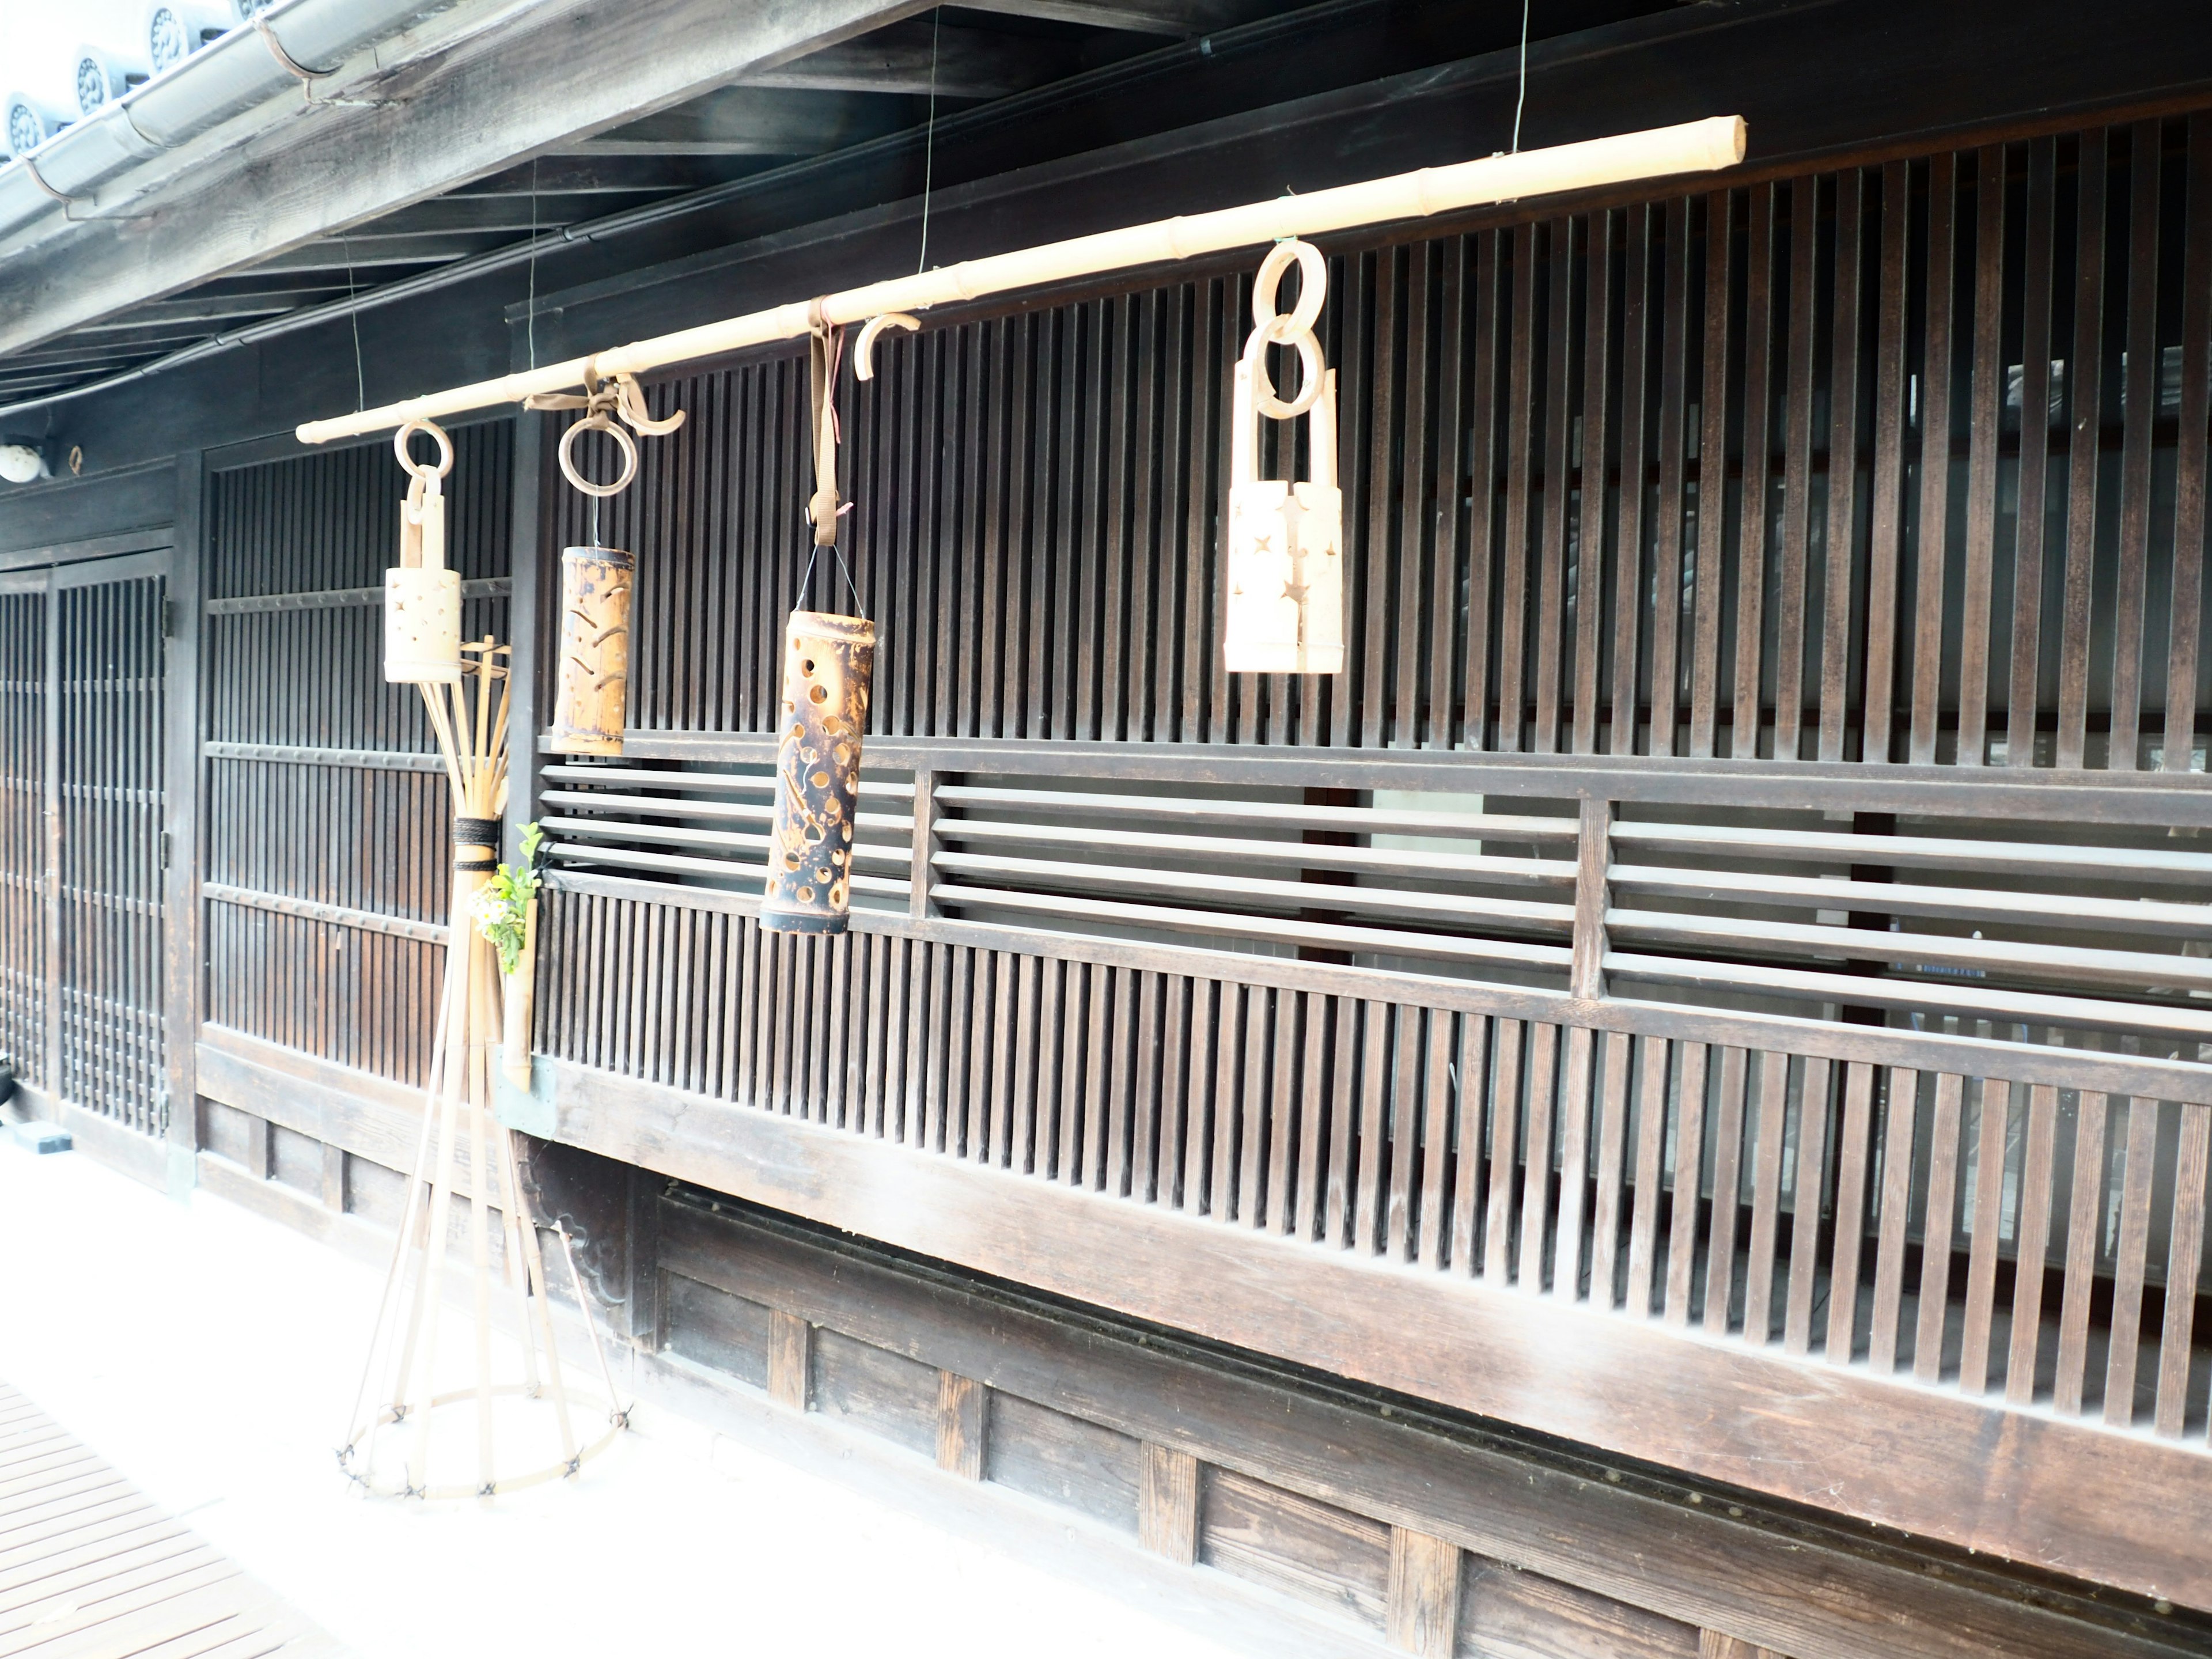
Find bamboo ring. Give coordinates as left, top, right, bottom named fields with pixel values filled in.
left=558, top=414, right=639, bottom=498
left=1250, top=238, right=1327, bottom=338
left=393, top=419, right=453, bottom=483
left=1245, top=239, right=1328, bottom=420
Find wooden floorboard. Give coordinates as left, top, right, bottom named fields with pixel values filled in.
left=0, top=1387, right=345, bottom=1659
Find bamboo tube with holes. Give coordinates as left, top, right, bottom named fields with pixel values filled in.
left=762, top=611, right=875, bottom=935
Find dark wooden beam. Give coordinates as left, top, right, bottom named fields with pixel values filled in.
left=744, top=17, right=1082, bottom=97
left=963, top=0, right=1262, bottom=35
left=661, top=1198, right=2201, bottom=1659
left=570, top=87, right=921, bottom=158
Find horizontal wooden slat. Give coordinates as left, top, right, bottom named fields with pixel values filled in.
left=201, top=883, right=449, bottom=945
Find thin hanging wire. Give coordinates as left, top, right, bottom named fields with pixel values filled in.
left=1511, top=0, right=1531, bottom=153
left=527, top=157, right=539, bottom=370
left=344, top=236, right=364, bottom=409
left=917, top=7, right=942, bottom=273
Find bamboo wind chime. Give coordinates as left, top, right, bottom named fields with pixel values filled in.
left=1224, top=238, right=1342, bottom=675
left=762, top=313, right=876, bottom=938
left=341, top=420, right=627, bottom=1501
left=531, top=372, right=685, bottom=756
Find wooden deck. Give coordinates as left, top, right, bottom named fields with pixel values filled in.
left=0, top=1384, right=344, bottom=1659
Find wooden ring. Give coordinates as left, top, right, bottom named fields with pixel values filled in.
left=393, top=419, right=453, bottom=483
left=1250, top=239, right=1327, bottom=340
left=558, top=414, right=638, bottom=498
left=1243, top=327, right=1325, bottom=421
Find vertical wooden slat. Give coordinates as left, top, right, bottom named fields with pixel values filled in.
left=1648, top=198, right=1692, bottom=759
left=2005, top=1084, right=2059, bottom=1405
left=1554, top=1024, right=1596, bottom=1297
left=2103, top=1094, right=2159, bottom=1427
left=2156, top=1103, right=2209, bottom=1435
left=2109, top=121, right=2164, bottom=772
left=1912, top=154, right=1959, bottom=766
left=1958, top=1078, right=2011, bottom=1392
left=1624, top=1035, right=1671, bottom=1317
left=1573, top=213, right=1612, bottom=755
left=1418, top=1009, right=1455, bottom=1270
left=1689, top=191, right=1732, bottom=757
left=2056, top=130, right=2108, bottom=770
left=1535, top=219, right=1576, bottom=754
left=1612, top=204, right=1652, bottom=755
left=1588, top=1030, right=1633, bottom=1309
left=1664, top=1042, right=1709, bottom=1325
left=1914, top=1073, right=1966, bottom=1383
left=2165, top=115, right=2212, bottom=773
left=1449, top=1014, right=1487, bottom=1275
left=1824, top=1062, right=1875, bottom=1361
left=1498, top=227, right=1537, bottom=755
left=1781, top=1056, right=1831, bottom=1355
left=1774, top=178, right=1819, bottom=762
left=2053, top=1089, right=2109, bottom=1414
left=1741, top=1051, right=1789, bottom=1344
left=1863, top=164, right=1912, bottom=763
left=1703, top=1046, right=1749, bottom=1335
left=1957, top=146, right=2007, bottom=767
left=1463, top=232, right=1501, bottom=752
left=1517, top=1024, right=1559, bottom=1289
left=1485, top=1019, right=1524, bottom=1286
left=1820, top=172, right=1863, bottom=763
left=2009, top=141, right=2059, bottom=768
left=1385, top=1006, right=1419, bottom=1255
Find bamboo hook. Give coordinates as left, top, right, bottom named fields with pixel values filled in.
left=854, top=313, right=919, bottom=381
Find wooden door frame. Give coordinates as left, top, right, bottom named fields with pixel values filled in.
left=2, top=531, right=185, bottom=1188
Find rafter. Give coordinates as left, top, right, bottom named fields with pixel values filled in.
left=743, top=17, right=1080, bottom=97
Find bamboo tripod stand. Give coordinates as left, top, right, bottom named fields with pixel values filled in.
left=339, top=638, right=627, bottom=1499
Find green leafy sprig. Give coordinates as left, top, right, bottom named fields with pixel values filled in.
left=475, top=821, right=545, bottom=976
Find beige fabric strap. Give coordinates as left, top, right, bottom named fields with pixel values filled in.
left=806, top=302, right=844, bottom=548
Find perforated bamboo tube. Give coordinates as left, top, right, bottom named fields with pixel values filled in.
left=296, top=116, right=1745, bottom=445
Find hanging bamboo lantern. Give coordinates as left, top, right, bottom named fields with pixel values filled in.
left=761, top=609, right=874, bottom=935
left=527, top=374, right=685, bottom=757
left=548, top=544, right=634, bottom=755
left=385, top=420, right=463, bottom=684
left=1222, top=240, right=1343, bottom=676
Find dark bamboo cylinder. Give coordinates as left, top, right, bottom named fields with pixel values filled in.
left=761, top=609, right=875, bottom=935
left=549, top=544, right=634, bottom=756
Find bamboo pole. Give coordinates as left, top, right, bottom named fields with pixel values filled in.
left=296, top=116, right=1745, bottom=446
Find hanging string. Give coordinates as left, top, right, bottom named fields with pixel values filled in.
left=917, top=7, right=942, bottom=274
left=801, top=315, right=863, bottom=614
left=345, top=235, right=365, bottom=410
left=1511, top=0, right=1531, bottom=153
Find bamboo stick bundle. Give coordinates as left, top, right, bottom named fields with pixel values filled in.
left=339, top=632, right=627, bottom=1499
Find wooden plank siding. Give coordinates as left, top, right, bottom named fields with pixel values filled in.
left=15, top=95, right=2206, bottom=1649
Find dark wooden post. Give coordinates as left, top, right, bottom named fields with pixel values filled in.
left=1137, top=1442, right=1200, bottom=1565
left=1386, top=1525, right=1462, bottom=1656
left=505, top=411, right=546, bottom=860
left=934, top=1370, right=987, bottom=1479
left=162, top=452, right=206, bottom=1196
